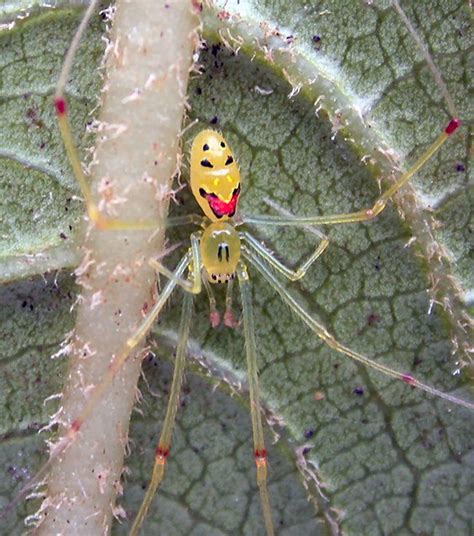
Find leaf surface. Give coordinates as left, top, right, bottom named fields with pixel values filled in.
left=0, top=2, right=473, bottom=535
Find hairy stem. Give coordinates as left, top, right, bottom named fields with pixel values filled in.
left=35, top=2, right=198, bottom=534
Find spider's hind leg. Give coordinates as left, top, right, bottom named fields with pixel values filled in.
left=54, top=0, right=162, bottom=232
left=54, top=0, right=100, bottom=224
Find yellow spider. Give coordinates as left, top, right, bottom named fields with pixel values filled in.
left=3, top=2, right=472, bottom=536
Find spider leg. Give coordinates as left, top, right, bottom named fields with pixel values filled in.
left=241, top=118, right=460, bottom=228
left=53, top=0, right=99, bottom=223
left=0, top=252, right=191, bottom=522
left=202, top=274, right=239, bottom=328
left=392, top=0, right=457, bottom=118
left=53, top=0, right=163, bottom=232
left=237, top=261, right=275, bottom=536
left=240, top=230, right=329, bottom=281
left=88, top=253, right=192, bottom=409
left=224, top=276, right=239, bottom=327
left=167, top=214, right=207, bottom=228
left=202, top=272, right=220, bottom=327
left=243, top=247, right=474, bottom=411
left=149, top=232, right=202, bottom=295
left=130, top=278, right=195, bottom=536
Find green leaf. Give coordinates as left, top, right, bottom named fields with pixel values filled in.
left=0, top=6, right=102, bottom=281
left=1, top=2, right=473, bottom=536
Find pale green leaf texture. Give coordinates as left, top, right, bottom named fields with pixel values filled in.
left=1, top=2, right=473, bottom=536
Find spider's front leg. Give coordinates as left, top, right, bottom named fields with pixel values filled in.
left=149, top=232, right=203, bottom=296
left=243, top=245, right=474, bottom=411
left=0, top=250, right=192, bottom=526
left=240, top=230, right=329, bottom=281
left=237, top=261, right=275, bottom=536
left=129, top=271, right=196, bottom=536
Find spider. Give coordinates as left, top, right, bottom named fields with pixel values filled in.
left=129, top=116, right=469, bottom=536
left=2, top=1, right=473, bottom=535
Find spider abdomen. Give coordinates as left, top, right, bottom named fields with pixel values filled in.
left=190, top=130, right=241, bottom=221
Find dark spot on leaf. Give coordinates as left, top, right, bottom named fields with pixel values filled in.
left=374, top=255, right=381, bottom=271
left=367, top=313, right=381, bottom=326
left=312, top=35, right=322, bottom=50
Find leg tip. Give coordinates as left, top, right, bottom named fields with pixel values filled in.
left=224, top=310, right=239, bottom=328
left=210, top=311, right=220, bottom=328
left=445, top=118, right=461, bottom=135
left=54, top=97, right=67, bottom=116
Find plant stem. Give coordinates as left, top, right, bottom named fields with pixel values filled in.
left=36, top=2, right=199, bottom=534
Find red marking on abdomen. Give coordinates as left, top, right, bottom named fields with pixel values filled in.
left=206, top=186, right=240, bottom=218
left=401, top=373, right=416, bottom=386
left=445, top=118, right=461, bottom=135
left=54, top=97, right=67, bottom=116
